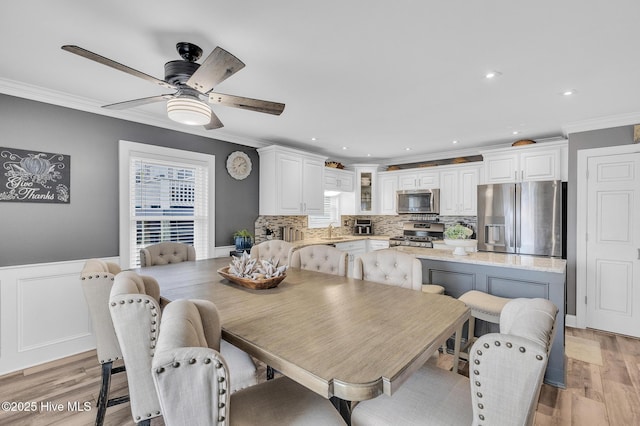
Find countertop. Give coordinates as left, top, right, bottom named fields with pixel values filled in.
left=288, top=235, right=390, bottom=248
left=392, top=246, right=567, bottom=274
left=284, top=235, right=566, bottom=273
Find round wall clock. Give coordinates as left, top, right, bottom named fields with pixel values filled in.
left=226, top=151, right=252, bottom=180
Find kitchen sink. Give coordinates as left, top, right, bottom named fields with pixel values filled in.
left=320, top=237, right=349, bottom=241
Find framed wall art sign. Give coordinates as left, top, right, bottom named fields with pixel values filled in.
left=0, top=147, right=70, bottom=203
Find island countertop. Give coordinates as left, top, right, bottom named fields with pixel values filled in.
left=392, top=246, right=566, bottom=274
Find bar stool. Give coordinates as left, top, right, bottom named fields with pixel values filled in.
left=458, top=290, right=511, bottom=357
left=421, top=284, right=445, bottom=294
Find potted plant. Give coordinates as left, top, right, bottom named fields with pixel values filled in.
left=444, top=224, right=475, bottom=256
left=233, top=229, right=253, bottom=253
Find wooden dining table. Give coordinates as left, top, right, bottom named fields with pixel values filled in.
left=135, top=257, right=469, bottom=419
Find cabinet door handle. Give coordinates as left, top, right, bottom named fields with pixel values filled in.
left=521, top=170, right=524, bottom=180
left=637, top=248, right=640, bottom=260
left=515, top=171, right=518, bottom=181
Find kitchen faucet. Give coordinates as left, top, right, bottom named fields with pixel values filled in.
left=328, top=224, right=333, bottom=239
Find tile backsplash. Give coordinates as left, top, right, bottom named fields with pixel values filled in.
left=254, top=215, right=477, bottom=243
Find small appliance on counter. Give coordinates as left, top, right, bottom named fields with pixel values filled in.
left=354, top=219, right=372, bottom=235
left=389, top=221, right=444, bottom=248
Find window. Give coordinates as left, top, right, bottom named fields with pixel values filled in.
left=119, top=141, right=215, bottom=268
left=308, top=193, right=341, bottom=229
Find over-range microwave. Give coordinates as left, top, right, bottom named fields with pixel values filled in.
left=396, top=189, right=440, bottom=214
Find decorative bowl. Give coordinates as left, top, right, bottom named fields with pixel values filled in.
left=444, top=239, right=477, bottom=256
left=217, top=266, right=285, bottom=290
left=325, top=161, right=345, bottom=169
left=512, top=139, right=536, bottom=146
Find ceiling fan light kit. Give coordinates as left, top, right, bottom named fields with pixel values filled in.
left=167, top=97, right=211, bottom=125
left=61, top=42, right=285, bottom=130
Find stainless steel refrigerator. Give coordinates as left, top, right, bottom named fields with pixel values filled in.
left=477, top=180, right=564, bottom=257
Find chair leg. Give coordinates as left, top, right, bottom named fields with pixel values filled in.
left=95, top=362, right=113, bottom=426
left=459, top=315, right=476, bottom=361
left=137, top=420, right=151, bottom=426
left=95, top=362, right=130, bottom=426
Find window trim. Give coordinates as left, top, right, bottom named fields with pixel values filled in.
left=118, top=140, right=215, bottom=268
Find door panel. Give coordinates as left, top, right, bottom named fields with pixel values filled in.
left=586, top=152, right=640, bottom=337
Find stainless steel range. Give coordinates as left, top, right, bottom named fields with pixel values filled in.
left=389, top=221, right=445, bottom=248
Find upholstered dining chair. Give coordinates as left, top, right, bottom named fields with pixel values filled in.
left=80, top=259, right=129, bottom=426
left=139, top=242, right=196, bottom=267
left=110, top=272, right=260, bottom=425
left=109, top=270, right=163, bottom=425
left=353, top=249, right=422, bottom=290
left=290, top=244, right=348, bottom=276
left=152, top=299, right=346, bottom=426
left=351, top=298, right=558, bottom=426
left=250, top=240, right=294, bottom=266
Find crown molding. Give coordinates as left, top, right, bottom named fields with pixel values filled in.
left=0, top=78, right=267, bottom=149
left=562, top=111, right=640, bottom=135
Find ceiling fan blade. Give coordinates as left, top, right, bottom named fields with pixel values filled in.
left=186, top=47, right=245, bottom=93
left=61, top=45, right=176, bottom=90
left=208, top=92, right=285, bottom=115
left=103, top=94, right=175, bottom=110
left=204, top=109, right=224, bottom=130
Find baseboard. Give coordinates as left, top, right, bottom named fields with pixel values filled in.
left=565, top=314, right=578, bottom=328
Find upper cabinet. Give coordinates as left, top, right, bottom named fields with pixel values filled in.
left=439, top=164, right=480, bottom=216
left=353, top=165, right=379, bottom=215
left=480, top=140, right=568, bottom=184
left=378, top=171, right=399, bottom=215
left=257, top=146, right=327, bottom=215
left=397, top=170, right=440, bottom=190
left=324, top=167, right=355, bottom=192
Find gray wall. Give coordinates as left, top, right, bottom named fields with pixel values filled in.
left=0, top=94, right=259, bottom=267
left=566, top=125, right=636, bottom=314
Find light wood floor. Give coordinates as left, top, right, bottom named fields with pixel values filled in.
left=0, top=327, right=638, bottom=425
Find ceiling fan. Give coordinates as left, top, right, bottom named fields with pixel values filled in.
left=61, top=42, right=285, bottom=129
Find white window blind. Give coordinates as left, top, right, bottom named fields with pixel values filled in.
left=308, top=194, right=341, bottom=228
left=127, top=156, right=209, bottom=267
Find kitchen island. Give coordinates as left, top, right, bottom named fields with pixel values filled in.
left=394, top=246, right=567, bottom=388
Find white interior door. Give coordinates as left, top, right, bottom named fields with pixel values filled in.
left=585, top=152, right=640, bottom=337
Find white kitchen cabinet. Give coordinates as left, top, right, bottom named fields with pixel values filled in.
left=354, top=165, right=379, bottom=215
left=439, top=165, right=480, bottom=216
left=378, top=172, right=398, bottom=215
left=324, top=167, right=355, bottom=192
left=480, top=140, right=567, bottom=184
left=397, top=170, right=440, bottom=190
left=257, top=145, right=327, bottom=215
left=367, top=239, right=389, bottom=251
left=335, top=240, right=367, bottom=277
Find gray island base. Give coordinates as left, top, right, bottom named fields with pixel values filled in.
left=394, top=246, right=567, bottom=388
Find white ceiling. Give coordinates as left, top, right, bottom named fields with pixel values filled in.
left=2, top=1, right=640, bottom=164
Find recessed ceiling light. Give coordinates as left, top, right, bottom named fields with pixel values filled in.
left=512, top=130, right=520, bottom=135
left=562, top=89, right=576, bottom=96
left=485, top=71, right=502, bottom=79
left=342, top=146, right=348, bottom=150
left=311, top=137, right=317, bottom=141
left=405, top=147, right=411, bottom=151
left=367, top=153, right=371, bottom=157
left=452, top=140, right=459, bottom=144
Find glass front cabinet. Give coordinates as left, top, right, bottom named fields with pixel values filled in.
left=354, top=165, right=379, bottom=215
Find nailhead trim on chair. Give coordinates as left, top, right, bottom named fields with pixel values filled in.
left=110, top=298, right=159, bottom=358
left=472, top=338, right=548, bottom=425
left=84, top=274, right=121, bottom=364
left=155, top=354, right=229, bottom=424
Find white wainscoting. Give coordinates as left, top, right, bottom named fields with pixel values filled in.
left=213, top=245, right=235, bottom=258
left=0, top=249, right=234, bottom=376
left=0, top=257, right=118, bottom=375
